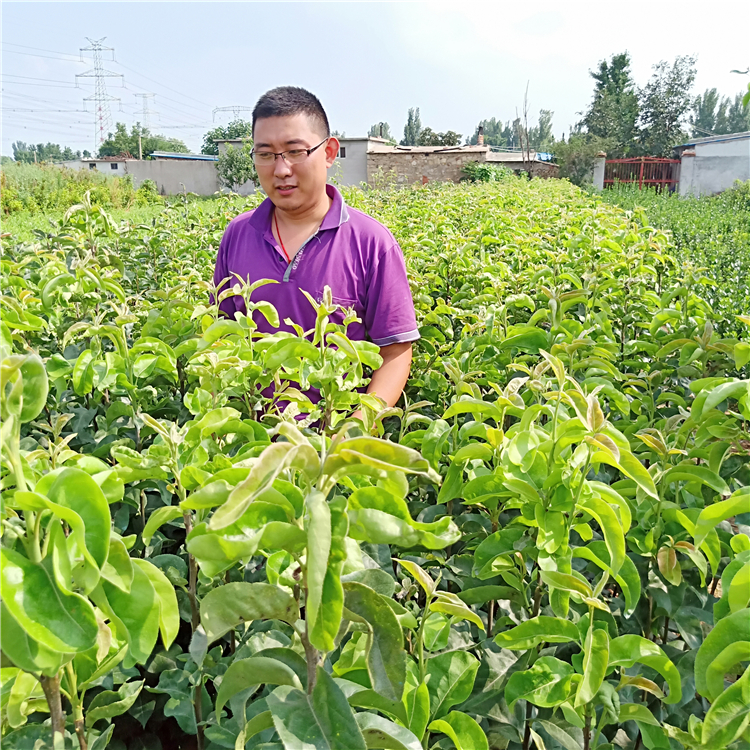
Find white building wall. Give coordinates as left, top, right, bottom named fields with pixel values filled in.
left=691, top=137, right=750, bottom=195
left=329, top=138, right=369, bottom=187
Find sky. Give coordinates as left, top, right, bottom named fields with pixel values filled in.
left=2, top=1, right=749, bottom=157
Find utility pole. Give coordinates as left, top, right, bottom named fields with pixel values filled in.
left=76, top=38, right=123, bottom=153
left=135, top=93, right=158, bottom=159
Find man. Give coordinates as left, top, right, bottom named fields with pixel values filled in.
left=213, top=86, right=419, bottom=409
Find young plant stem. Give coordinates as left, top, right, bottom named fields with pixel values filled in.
left=194, top=680, right=204, bottom=750
left=583, top=706, right=591, bottom=750
left=65, top=663, right=87, bottom=750
left=416, top=592, right=436, bottom=683
left=181, top=511, right=200, bottom=632
left=39, top=673, right=66, bottom=745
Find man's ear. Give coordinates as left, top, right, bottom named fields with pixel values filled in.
left=324, top=137, right=340, bottom=167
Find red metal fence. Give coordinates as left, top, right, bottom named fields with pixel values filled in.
left=604, top=157, right=680, bottom=191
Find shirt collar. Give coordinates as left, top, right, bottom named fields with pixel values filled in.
left=247, top=183, right=349, bottom=235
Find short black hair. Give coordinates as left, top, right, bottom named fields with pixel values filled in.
left=252, top=86, right=330, bottom=139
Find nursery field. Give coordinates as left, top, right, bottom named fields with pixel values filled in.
left=2, top=178, right=749, bottom=750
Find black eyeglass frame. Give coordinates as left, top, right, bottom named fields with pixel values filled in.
left=251, top=137, right=330, bottom=165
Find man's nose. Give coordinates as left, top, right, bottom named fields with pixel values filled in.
left=273, top=154, right=293, bottom=178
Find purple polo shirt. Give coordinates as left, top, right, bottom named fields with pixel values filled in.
left=213, top=184, right=419, bottom=347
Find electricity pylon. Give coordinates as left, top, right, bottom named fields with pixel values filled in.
left=76, top=38, right=123, bottom=150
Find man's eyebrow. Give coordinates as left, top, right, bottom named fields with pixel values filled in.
left=253, top=138, right=308, bottom=149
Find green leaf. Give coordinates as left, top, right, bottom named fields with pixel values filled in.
left=142, top=506, right=183, bottom=546
left=575, top=627, right=609, bottom=707
left=472, top=527, right=525, bottom=580
left=306, top=490, right=336, bottom=651
left=505, top=657, right=575, bottom=709
left=131, top=559, right=179, bottom=650
left=694, top=379, right=750, bottom=420
left=540, top=571, right=593, bottom=598
left=429, top=591, right=484, bottom=631
left=348, top=508, right=460, bottom=550
left=608, top=635, right=681, bottom=704
left=619, top=702, right=661, bottom=727
left=355, top=713, right=422, bottom=750
left=341, top=568, right=396, bottom=598
left=264, top=337, right=320, bottom=370
left=495, top=616, right=580, bottom=650
left=100, top=535, right=134, bottom=593
left=19, top=353, right=48, bottom=423
left=0, top=601, right=71, bottom=676
left=235, top=710, right=275, bottom=750
left=572, top=542, right=641, bottom=617
left=267, top=667, right=367, bottom=750
left=728, top=562, right=750, bottom=613
left=694, top=488, right=750, bottom=550
left=592, top=449, right=658, bottom=499
left=0, top=547, right=98, bottom=653
left=577, top=494, right=626, bottom=574
left=209, top=442, right=300, bottom=530
left=96, top=563, right=160, bottom=666
left=199, top=582, right=299, bottom=643
left=695, top=608, right=750, bottom=701
left=85, top=680, right=144, bottom=727
left=701, top=665, right=750, bottom=748
left=39, top=467, right=111, bottom=569
left=660, top=464, right=729, bottom=495
left=189, top=626, right=208, bottom=668
left=425, top=650, right=480, bottom=721
left=428, top=711, right=489, bottom=750
left=403, top=667, right=430, bottom=740
left=343, top=582, right=406, bottom=702
left=215, top=656, right=303, bottom=722
left=330, top=436, right=440, bottom=483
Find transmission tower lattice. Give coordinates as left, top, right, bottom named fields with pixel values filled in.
left=213, top=106, right=253, bottom=122
left=76, top=38, right=124, bottom=150
left=135, top=93, right=159, bottom=130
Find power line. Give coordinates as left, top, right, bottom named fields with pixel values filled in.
left=2, top=73, right=93, bottom=85
left=2, top=41, right=85, bottom=59
left=213, top=105, right=253, bottom=122
left=1, top=49, right=85, bottom=63
left=114, top=59, right=211, bottom=109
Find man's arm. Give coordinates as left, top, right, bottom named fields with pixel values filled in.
left=366, top=341, right=413, bottom=407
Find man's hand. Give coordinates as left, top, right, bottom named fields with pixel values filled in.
left=351, top=342, right=413, bottom=422
left=366, top=341, right=413, bottom=407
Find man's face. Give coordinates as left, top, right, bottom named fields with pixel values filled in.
left=252, top=113, right=338, bottom=214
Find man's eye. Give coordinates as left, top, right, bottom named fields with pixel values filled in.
left=286, top=150, right=306, bottom=158
left=255, top=153, right=274, bottom=161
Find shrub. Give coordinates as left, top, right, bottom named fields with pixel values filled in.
left=460, top=160, right=514, bottom=182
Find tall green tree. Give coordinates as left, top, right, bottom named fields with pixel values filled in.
left=468, top=118, right=505, bottom=147
left=400, top=108, right=422, bottom=146
left=690, top=88, right=721, bottom=136
left=417, top=128, right=462, bottom=146
left=528, top=109, right=554, bottom=151
left=717, top=93, right=750, bottom=134
left=638, top=55, right=697, bottom=156
left=581, top=52, right=639, bottom=157
left=368, top=122, right=395, bottom=142
left=217, top=143, right=257, bottom=192
left=201, top=119, right=253, bottom=156
left=99, top=123, right=189, bottom=158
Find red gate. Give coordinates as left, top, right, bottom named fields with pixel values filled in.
left=604, top=157, right=679, bottom=191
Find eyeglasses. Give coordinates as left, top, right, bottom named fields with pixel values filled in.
left=251, top=138, right=329, bottom=166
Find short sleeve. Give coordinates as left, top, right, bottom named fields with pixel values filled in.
left=364, top=241, right=420, bottom=346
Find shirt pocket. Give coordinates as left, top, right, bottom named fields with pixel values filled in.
left=314, top=289, right=363, bottom=327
